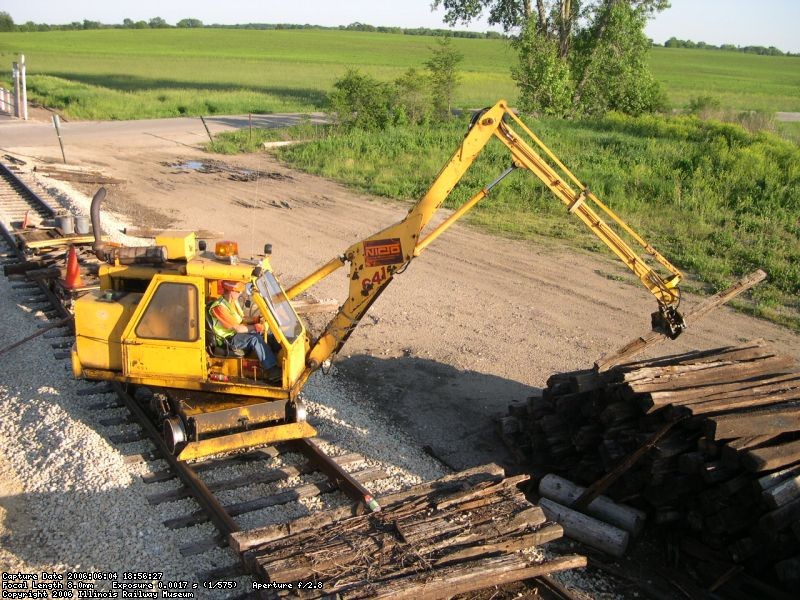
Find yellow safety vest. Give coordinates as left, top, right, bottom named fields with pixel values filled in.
left=209, top=296, right=243, bottom=345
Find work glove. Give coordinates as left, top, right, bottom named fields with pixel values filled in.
left=253, top=323, right=265, bottom=334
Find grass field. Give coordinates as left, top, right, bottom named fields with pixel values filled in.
left=1, top=29, right=798, bottom=119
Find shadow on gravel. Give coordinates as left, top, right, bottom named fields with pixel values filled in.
left=335, top=354, right=540, bottom=474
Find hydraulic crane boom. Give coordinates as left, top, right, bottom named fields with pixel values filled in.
left=286, top=100, right=684, bottom=390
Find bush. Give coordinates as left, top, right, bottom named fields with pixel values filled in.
left=327, top=69, right=396, bottom=130
left=394, top=68, right=433, bottom=126
left=687, top=95, right=722, bottom=116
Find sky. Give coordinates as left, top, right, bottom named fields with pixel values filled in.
left=2, top=0, right=799, bottom=53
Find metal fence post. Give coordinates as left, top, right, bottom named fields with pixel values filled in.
left=12, top=62, right=20, bottom=118
left=19, top=54, right=28, bottom=121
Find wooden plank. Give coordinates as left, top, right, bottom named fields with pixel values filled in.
left=571, top=416, right=682, bottom=510
left=757, top=463, right=800, bottom=491
left=645, top=372, right=800, bottom=406
left=763, top=474, right=800, bottom=509
left=742, top=439, right=800, bottom=473
left=706, top=405, right=800, bottom=440
left=759, top=496, right=800, bottom=533
left=22, top=235, right=102, bottom=250
left=626, top=356, right=796, bottom=393
left=688, top=388, right=800, bottom=415
left=539, top=498, right=629, bottom=557
left=595, top=270, right=767, bottom=372
left=355, top=554, right=587, bottom=600
left=539, top=474, right=646, bottom=536
left=230, top=463, right=506, bottom=553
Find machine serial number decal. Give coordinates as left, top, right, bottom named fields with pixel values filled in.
left=364, top=238, right=403, bottom=267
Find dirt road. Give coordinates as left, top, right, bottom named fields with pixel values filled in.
left=3, top=116, right=798, bottom=470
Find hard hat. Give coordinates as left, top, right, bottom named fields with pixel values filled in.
left=221, top=280, right=245, bottom=292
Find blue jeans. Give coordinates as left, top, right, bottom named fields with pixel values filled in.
left=230, top=333, right=277, bottom=370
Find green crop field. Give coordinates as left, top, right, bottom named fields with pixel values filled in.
left=1, top=29, right=798, bottom=119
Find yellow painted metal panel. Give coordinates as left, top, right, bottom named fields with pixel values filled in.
left=177, top=421, right=317, bottom=461
left=121, top=274, right=206, bottom=380
left=73, top=290, right=141, bottom=370
left=155, top=232, right=196, bottom=261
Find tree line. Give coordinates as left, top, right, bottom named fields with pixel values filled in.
left=663, top=37, right=793, bottom=56
left=0, top=12, right=503, bottom=38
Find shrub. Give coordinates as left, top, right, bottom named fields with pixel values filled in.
left=327, top=69, right=395, bottom=130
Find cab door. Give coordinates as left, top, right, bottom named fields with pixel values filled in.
left=121, top=275, right=206, bottom=381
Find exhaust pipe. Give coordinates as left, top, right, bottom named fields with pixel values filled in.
left=90, top=187, right=107, bottom=261
left=89, top=186, right=167, bottom=265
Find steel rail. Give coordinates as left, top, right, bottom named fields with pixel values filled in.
left=112, top=382, right=241, bottom=536
left=0, top=161, right=57, bottom=220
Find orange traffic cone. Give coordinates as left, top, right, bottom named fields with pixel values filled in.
left=64, top=245, right=84, bottom=289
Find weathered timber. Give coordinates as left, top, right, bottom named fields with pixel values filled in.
left=147, top=453, right=362, bottom=505
left=230, top=463, right=506, bottom=553
left=742, top=440, right=800, bottom=473
left=539, top=498, right=630, bottom=557
left=706, top=406, right=800, bottom=440
left=245, top=467, right=580, bottom=599
left=645, top=372, right=800, bottom=406
left=624, top=356, right=796, bottom=393
left=34, top=164, right=125, bottom=184
left=24, top=266, right=61, bottom=281
left=763, top=475, right=800, bottom=509
left=255, top=496, right=543, bottom=583
left=431, top=523, right=564, bottom=565
left=341, top=554, right=587, bottom=600
left=688, top=388, right=800, bottom=415
left=757, top=464, right=800, bottom=491
left=539, top=474, right=646, bottom=536
left=571, top=416, right=682, bottom=510
left=166, top=466, right=385, bottom=529
left=760, top=497, right=800, bottom=534
left=594, top=269, right=767, bottom=371
left=720, top=435, right=778, bottom=466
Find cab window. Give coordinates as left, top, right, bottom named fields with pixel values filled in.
left=135, top=282, right=199, bottom=341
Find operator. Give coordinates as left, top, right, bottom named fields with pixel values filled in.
left=209, top=280, right=281, bottom=382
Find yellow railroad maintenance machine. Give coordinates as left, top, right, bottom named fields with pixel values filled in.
left=71, top=100, right=685, bottom=461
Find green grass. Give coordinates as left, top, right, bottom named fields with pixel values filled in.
left=1, top=29, right=798, bottom=119
left=649, top=47, right=800, bottom=113
left=210, top=113, right=800, bottom=330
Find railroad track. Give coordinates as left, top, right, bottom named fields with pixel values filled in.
left=0, top=162, right=387, bottom=595
left=0, top=161, right=55, bottom=226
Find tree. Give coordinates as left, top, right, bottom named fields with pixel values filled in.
left=424, top=37, right=464, bottom=117
left=432, top=1, right=670, bottom=116
left=148, top=17, right=169, bottom=28
left=570, top=2, right=666, bottom=115
left=511, top=18, right=572, bottom=116
left=0, top=11, right=14, bottom=32
left=177, top=18, right=203, bottom=28
left=394, top=68, right=432, bottom=125
left=123, top=18, right=134, bottom=28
